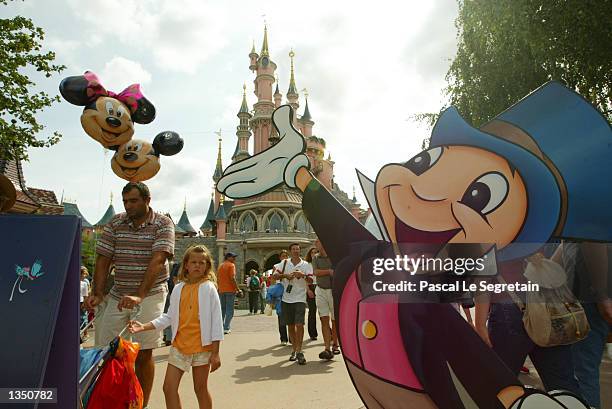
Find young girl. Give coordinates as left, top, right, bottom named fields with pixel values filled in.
left=129, top=245, right=223, bottom=409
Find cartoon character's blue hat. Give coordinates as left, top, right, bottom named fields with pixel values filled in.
left=430, top=81, right=612, bottom=261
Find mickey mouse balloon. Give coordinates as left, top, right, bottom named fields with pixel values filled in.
left=111, top=131, right=184, bottom=182
left=59, top=71, right=156, bottom=150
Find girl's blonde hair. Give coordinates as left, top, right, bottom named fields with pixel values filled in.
left=178, top=245, right=217, bottom=287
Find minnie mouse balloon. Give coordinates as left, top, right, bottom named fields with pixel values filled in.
left=59, top=71, right=156, bottom=150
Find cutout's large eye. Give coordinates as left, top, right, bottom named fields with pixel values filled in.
left=133, top=143, right=142, bottom=152
left=105, top=101, right=114, bottom=116
left=402, top=147, right=443, bottom=176
left=116, top=106, right=125, bottom=118
left=460, top=172, right=509, bottom=215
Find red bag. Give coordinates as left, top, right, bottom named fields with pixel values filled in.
left=87, top=338, right=144, bottom=409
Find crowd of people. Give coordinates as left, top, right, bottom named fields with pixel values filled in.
left=80, top=181, right=611, bottom=409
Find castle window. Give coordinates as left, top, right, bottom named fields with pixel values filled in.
left=293, top=213, right=312, bottom=233
left=240, top=213, right=257, bottom=232
left=264, top=210, right=287, bottom=232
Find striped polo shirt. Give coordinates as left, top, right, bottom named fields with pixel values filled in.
left=96, top=208, right=175, bottom=300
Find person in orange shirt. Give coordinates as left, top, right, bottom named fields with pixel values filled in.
left=217, top=252, right=242, bottom=333
left=129, top=246, right=223, bottom=409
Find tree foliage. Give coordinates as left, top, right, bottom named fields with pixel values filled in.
left=0, top=0, right=65, bottom=161
left=444, top=0, right=612, bottom=127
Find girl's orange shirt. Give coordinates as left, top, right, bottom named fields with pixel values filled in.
left=172, top=281, right=213, bottom=354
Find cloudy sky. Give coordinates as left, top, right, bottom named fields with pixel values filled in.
left=3, top=0, right=459, bottom=229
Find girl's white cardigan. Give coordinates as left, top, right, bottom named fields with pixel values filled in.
left=151, top=280, right=224, bottom=347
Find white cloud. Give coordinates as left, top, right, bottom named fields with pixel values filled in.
left=65, top=0, right=228, bottom=74
left=99, top=56, right=152, bottom=89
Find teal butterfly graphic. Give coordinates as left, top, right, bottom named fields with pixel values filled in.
left=10, top=260, right=44, bottom=302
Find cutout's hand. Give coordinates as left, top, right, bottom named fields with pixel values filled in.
left=217, top=105, right=310, bottom=198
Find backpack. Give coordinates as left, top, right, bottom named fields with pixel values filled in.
left=501, top=254, right=589, bottom=347
left=249, top=276, right=260, bottom=291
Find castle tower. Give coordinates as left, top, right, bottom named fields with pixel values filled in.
left=286, top=49, right=299, bottom=128
left=212, top=137, right=223, bottom=212
left=233, top=84, right=252, bottom=163
left=251, top=24, right=278, bottom=154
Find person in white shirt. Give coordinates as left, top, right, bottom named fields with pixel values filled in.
left=80, top=267, right=91, bottom=336
left=273, top=243, right=312, bottom=365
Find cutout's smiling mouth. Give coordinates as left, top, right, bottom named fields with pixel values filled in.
left=386, top=186, right=461, bottom=250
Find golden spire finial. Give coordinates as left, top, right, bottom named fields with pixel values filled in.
left=302, top=88, right=309, bottom=100
left=183, top=196, right=187, bottom=212
left=243, top=83, right=247, bottom=95
left=110, top=191, right=113, bottom=204
left=251, top=40, right=256, bottom=54
left=261, top=23, right=270, bottom=57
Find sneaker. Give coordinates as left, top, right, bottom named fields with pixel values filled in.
left=310, top=337, right=318, bottom=341
left=318, top=349, right=333, bottom=360
left=296, top=352, right=306, bottom=365
left=332, top=345, right=341, bottom=355
left=289, top=351, right=297, bottom=361
left=224, top=329, right=231, bottom=334
left=281, top=341, right=288, bottom=346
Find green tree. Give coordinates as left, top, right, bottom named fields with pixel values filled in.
left=0, top=0, right=65, bottom=161
left=81, top=234, right=96, bottom=274
left=418, top=0, right=611, bottom=130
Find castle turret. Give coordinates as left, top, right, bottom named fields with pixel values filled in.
left=95, top=192, right=116, bottom=228
left=249, top=41, right=258, bottom=72
left=233, top=85, right=252, bottom=163
left=251, top=24, right=277, bottom=155
left=200, top=195, right=215, bottom=237
left=299, top=93, right=314, bottom=137
left=273, top=74, right=282, bottom=108
left=215, top=196, right=227, bottom=240
left=177, top=198, right=197, bottom=237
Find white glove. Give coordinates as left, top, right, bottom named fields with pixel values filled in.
left=510, top=391, right=588, bottom=409
left=216, top=105, right=310, bottom=198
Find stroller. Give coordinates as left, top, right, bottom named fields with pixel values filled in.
left=79, top=305, right=143, bottom=409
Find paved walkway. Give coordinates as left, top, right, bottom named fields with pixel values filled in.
left=84, top=309, right=612, bottom=409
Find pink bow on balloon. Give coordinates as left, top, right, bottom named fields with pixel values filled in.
left=83, top=71, right=145, bottom=114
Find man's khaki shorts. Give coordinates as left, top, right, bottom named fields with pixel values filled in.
left=168, top=346, right=211, bottom=373
left=315, top=287, right=334, bottom=319
left=95, top=290, right=167, bottom=350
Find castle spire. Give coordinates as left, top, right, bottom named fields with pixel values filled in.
left=274, top=73, right=280, bottom=96
left=301, top=90, right=312, bottom=122
left=287, top=49, right=298, bottom=96
left=261, top=24, right=270, bottom=57
left=239, top=83, right=249, bottom=114
left=251, top=40, right=256, bottom=55
left=213, top=135, right=223, bottom=183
